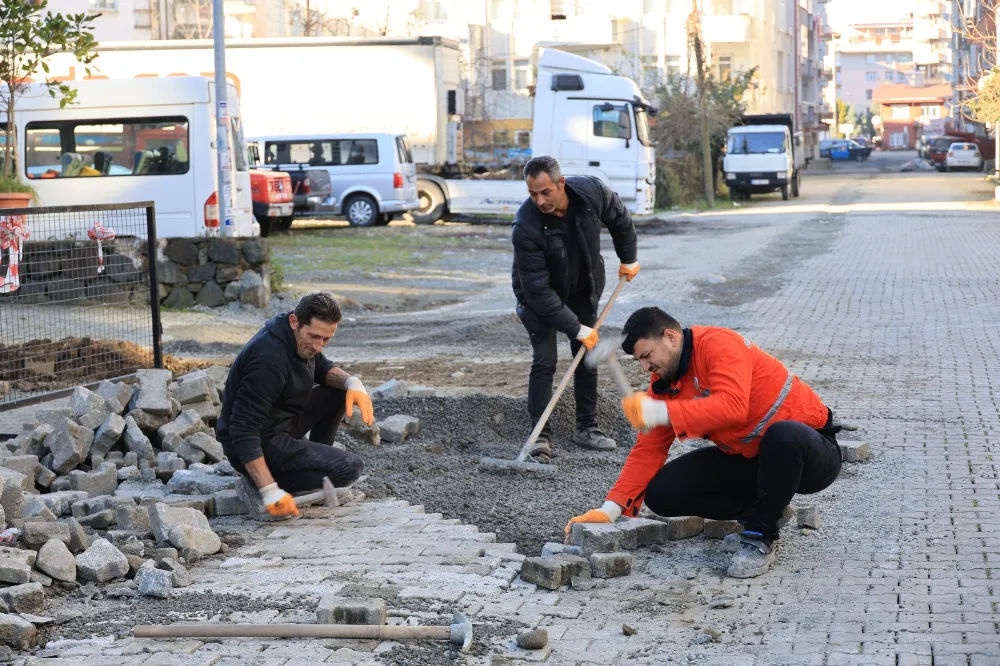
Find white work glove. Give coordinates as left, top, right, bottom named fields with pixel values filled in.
left=621, top=392, right=670, bottom=431
left=345, top=376, right=374, bottom=426
left=259, top=482, right=299, bottom=518
left=575, top=324, right=598, bottom=351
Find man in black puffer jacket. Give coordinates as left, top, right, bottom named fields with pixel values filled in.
left=512, top=156, right=640, bottom=462
left=217, top=292, right=373, bottom=519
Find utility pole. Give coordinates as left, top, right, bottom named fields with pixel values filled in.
left=688, top=0, right=714, bottom=207
left=212, top=0, right=235, bottom=236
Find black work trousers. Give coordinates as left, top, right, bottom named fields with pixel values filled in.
left=643, top=420, right=842, bottom=540
left=518, top=292, right=598, bottom=434
left=230, top=384, right=364, bottom=494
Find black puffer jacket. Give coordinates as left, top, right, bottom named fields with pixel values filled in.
left=511, top=175, right=638, bottom=336
left=217, top=314, right=334, bottom=465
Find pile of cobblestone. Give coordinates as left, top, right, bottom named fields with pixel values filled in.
left=0, top=366, right=248, bottom=650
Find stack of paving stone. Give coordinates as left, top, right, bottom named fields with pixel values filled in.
left=0, top=366, right=247, bottom=650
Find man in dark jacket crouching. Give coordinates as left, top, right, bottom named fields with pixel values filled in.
left=217, top=292, right=373, bottom=519
left=512, top=156, right=640, bottom=462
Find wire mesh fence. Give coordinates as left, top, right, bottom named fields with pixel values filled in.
left=0, top=202, right=161, bottom=409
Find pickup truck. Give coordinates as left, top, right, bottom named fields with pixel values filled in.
left=249, top=170, right=293, bottom=237
left=247, top=144, right=333, bottom=224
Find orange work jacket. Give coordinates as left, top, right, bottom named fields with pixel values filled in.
left=607, top=326, right=830, bottom=517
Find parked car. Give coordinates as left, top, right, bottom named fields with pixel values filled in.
left=249, top=170, right=293, bottom=237
left=847, top=139, right=872, bottom=161
left=917, top=135, right=943, bottom=159
left=250, top=133, right=419, bottom=227
left=944, top=142, right=983, bottom=171
left=819, top=139, right=834, bottom=158
left=928, top=137, right=957, bottom=170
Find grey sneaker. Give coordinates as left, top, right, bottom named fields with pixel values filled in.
left=236, top=476, right=283, bottom=522
left=726, top=532, right=776, bottom=579
left=527, top=433, right=552, bottom=464
left=721, top=532, right=742, bottom=553
left=570, top=427, right=617, bottom=451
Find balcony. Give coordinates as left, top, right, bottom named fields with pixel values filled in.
left=913, top=24, right=947, bottom=41
left=915, top=0, right=948, bottom=18
left=702, top=15, right=752, bottom=44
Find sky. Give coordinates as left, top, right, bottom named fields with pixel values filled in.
left=824, top=0, right=915, bottom=33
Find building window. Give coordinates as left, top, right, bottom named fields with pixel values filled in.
left=866, top=89, right=873, bottom=100
left=866, top=72, right=877, bottom=81
left=896, top=72, right=906, bottom=82
left=866, top=54, right=876, bottom=64
left=641, top=56, right=660, bottom=88
left=491, top=60, right=508, bottom=91
left=514, top=59, right=531, bottom=92
left=88, top=0, right=118, bottom=9
left=885, top=71, right=894, bottom=81
left=890, top=105, right=910, bottom=119
left=921, top=105, right=941, bottom=119
left=718, top=55, right=732, bottom=80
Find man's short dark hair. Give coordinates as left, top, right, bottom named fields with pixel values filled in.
left=621, top=307, right=682, bottom=355
left=524, top=155, right=562, bottom=183
left=294, top=292, right=342, bottom=326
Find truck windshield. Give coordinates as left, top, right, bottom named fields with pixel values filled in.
left=728, top=132, right=786, bottom=155
left=636, top=108, right=651, bottom=146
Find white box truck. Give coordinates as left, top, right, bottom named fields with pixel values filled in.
left=45, top=38, right=656, bottom=224
left=723, top=113, right=803, bottom=202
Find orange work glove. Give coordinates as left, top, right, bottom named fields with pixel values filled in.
left=260, top=483, right=300, bottom=518
left=619, top=262, right=640, bottom=282
left=621, top=392, right=671, bottom=431
left=345, top=377, right=374, bottom=427
left=564, top=508, right=613, bottom=537
left=575, top=324, right=599, bottom=351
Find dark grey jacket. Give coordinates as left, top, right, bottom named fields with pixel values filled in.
left=217, top=314, right=334, bottom=465
left=511, top=175, right=638, bottom=336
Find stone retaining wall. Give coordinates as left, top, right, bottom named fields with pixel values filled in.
left=156, top=237, right=271, bottom=309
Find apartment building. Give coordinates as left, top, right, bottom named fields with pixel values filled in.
left=46, top=0, right=153, bottom=42
left=872, top=83, right=952, bottom=148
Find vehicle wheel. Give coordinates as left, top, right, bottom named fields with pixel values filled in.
left=413, top=180, right=447, bottom=225
left=374, top=214, right=391, bottom=227
left=344, top=194, right=380, bottom=227
left=274, top=216, right=294, bottom=232
left=729, top=187, right=739, bottom=201
left=791, top=172, right=800, bottom=198
left=258, top=217, right=272, bottom=237
left=781, top=184, right=789, bottom=201
left=944, top=165, right=950, bottom=172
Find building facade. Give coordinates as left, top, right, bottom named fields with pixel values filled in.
left=951, top=0, right=995, bottom=135
left=46, top=0, right=153, bottom=42
left=872, top=83, right=952, bottom=149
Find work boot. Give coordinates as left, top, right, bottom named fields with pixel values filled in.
left=236, top=476, right=284, bottom=522
left=726, top=531, right=776, bottom=579
left=570, top=427, right=617, bottom=451
left=527, top=432, right=553, bottom=464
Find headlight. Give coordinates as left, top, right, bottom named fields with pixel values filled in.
left=777, top=171, right=787, bottom=179
left=726, top=172, right=735, bottom=180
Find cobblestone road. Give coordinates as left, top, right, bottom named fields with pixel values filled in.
left=12, top=171, right=1000, bottom=665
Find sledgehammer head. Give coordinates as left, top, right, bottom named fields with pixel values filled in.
left=322, top=476, right=339, bottom=507
left=585, top=335, right=623, bottom=370
left=450, top=611, right=473, bottom=651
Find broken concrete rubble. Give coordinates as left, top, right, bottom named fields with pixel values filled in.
left=75, top=538, right=129, bottom=582
left=35, top=540, right=76, bottom=583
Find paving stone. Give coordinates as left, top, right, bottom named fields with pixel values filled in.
left=22, top=522, right=70, bottom=550
left=123, top=416, right=155, bottom=464
left=407, top=385, right=437, bottom=398
left=173, top=441, right=205, bottom=466
left=168, top=524, right=221, bottom=557
left=70, top=386, right=109, bottom=423
left=38, top=491, right=88, bottom=517
left=96, top=381, right=134, bottom=416
left=156, top=410, right=208, bottom=443
left=0, top=456, right=38, bottom=484
left=126, top=409, right=171, bottom=435
left=372, top=379, right=409, bottom=399
left=36, top=540, right=76, bottom=583
left=703, top=519, right=742, bottom=539
left=136, top=562, right=172, bottom=598
left=616, top=517, right=669, bottom=547
left=156, top=451, right=187, bottom=473
left=665, top=516, right=705, bottom=540
left=519, top=556, right=582, bottom=590
left=22, top=424, right=54, bottom=458
left=165, top=470, right=238, bottom=496
left=115, top=504, right=151, bottom=533
left=371, top=414, right=418, bottom=444
left=0, top=613, right=36, bottom=649
left=75, top=538, right=129, bottom=582
left=540, top=542, right=583, bottom=557
left=212, top=489, right=247, bottom=516
left=68, top=464, right=119, bottom=499
left=61, top=518, right=90, bottom=554
left=43, top=421, right=93, bottom=475
left=0, top=583, right=43, bottom=614
left=91, top=413, right=126, bottom=459
left=34, top=466, right=56, bottom=490
left=148, top=503, right=210, bottom=543
left=77, top=509, right=116, bottom=529
left=840, top=441, right=871, bottom=463
left=117, top=466, right=141, bottom=482
left=158, top=558, right=191, bottom=588
left=133, top=369, right=173, bottom=416
left=589, top=552, right=633, bottom=579
left=185, top=400, right=218, bottom=424
left=568, top=523, right=622, bottom=554
left=115, top=480, right=168, bottom=501
left=797, top=506, right=821, bottom=529
left=185, top=432, right=225, bottom=463
left=317, top=596, right=387, bottom=625
left=170, top=377, right=214, bottom=406
left=0, top=559, right=31, bottom=585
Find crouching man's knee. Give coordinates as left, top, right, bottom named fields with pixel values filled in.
left=340, top=452, right=365, bottom=486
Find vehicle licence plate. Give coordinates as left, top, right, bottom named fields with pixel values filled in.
left=751, top=179, right=769, bottom=185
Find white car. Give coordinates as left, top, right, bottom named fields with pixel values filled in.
left=945, top=143, right=982, bottom=171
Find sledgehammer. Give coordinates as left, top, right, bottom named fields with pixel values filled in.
left=293, top=476, right=339, bottom=508
left=584, top=336, right=633, bottom=398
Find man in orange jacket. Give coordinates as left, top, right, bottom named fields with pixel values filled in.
left=565, top=307, right=842, bottom=578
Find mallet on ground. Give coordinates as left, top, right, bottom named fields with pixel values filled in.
left=479, top=275, right=629, bottom=476
left=134, top=611, right=473, bottom=652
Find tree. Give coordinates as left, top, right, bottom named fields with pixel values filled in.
left=0, top=1, right=97, bottom=180
left=686, top=1, right=714, bottom=207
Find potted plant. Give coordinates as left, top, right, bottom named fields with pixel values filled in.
left=0, top=175, right=34, bottom=209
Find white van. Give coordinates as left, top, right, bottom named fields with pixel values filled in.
left=250, top=133, right=419, bottom=227
left=2, top=77, right=255, bottom=237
